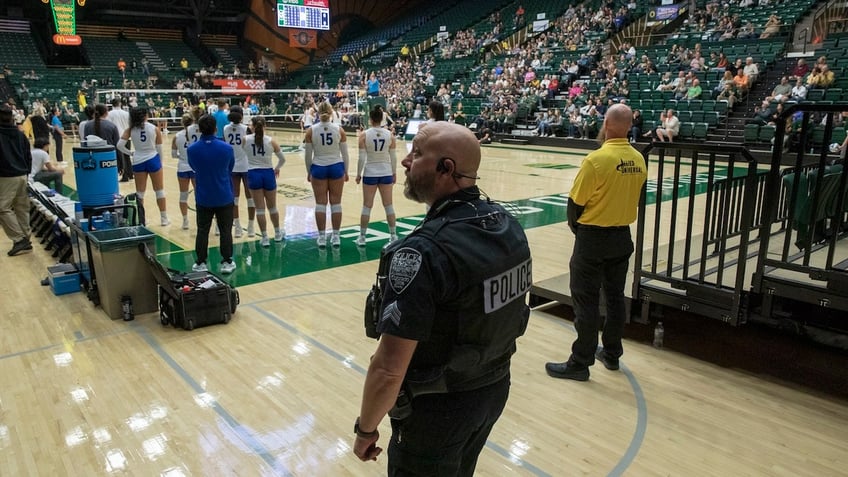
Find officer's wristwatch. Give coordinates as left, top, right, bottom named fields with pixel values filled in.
left=354, top=417, right=378, bottom=438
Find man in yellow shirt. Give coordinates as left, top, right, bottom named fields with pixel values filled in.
left=546, top=103, right=647, bottom=381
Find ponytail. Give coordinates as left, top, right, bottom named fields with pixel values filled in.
left=252, top=116, right=265, bottom=144
left=94, top=104, right=108, bottom=137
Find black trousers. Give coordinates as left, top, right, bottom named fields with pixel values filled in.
left=52, top=131, right=64, bottom=162
left=569, top=227, right=634, bottom=367
left=387, top=376, right=510, bottom=477
left=196, top=204, right=233, bottom=264
left=117, top=150, right=133, bottom=179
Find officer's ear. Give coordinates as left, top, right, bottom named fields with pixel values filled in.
left=436, top=157, right=453, bottom=174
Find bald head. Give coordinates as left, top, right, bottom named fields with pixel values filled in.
left=417, top=121, right=481, bottom=177
left=602, top=103, right=632, bottom=139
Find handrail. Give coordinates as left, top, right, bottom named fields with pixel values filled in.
left=798, top=27, right=810, bottom=55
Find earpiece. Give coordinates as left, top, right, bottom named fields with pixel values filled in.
left=436, top=157, right=451, bottom=174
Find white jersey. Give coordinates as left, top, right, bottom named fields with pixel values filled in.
left=186, top=124, right=201, bottom=145
left=242, top=133, right=275, bottom=170
left=130, top=122, right=159, bottom=164
left=30, top=148, right=51, bottom=178
left=174, top=129, right=194, bottom=173
left=224, top=123, right=249, bottom=173
left=309, top=121, right=343, bottom=167
left=363, top=127, right=393, bottom=177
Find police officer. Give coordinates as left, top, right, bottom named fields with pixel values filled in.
left=353, top=122, right=532, bottom=476
left=546, top=103, right=647, bottom=381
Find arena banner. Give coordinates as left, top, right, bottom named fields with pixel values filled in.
left=647, top=4, right=682, bottom=26
left=212, top=79, right=267, bottom=92
left=289, top=29, right=318, bottom=49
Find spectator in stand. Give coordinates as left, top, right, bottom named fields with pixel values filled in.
left=760, top=15, right=781, bottom=39
left=806, top=66, right=825, bottom=89
left=790, top=58, right=810, bottom=81
left=743, top=57, right=759, bottom=84
left=655, top=109, right=680, bottom=142
left=117, top=58, right=126, bottom=76
left=768, top=76, right=793, bottom=103
left=629, top=109, right=643, bottom=143
left=790, top=78, right=808, bottom=101
left=684, top=79, right=703, bottom=100
left=733, top=68, right=750, bottom=93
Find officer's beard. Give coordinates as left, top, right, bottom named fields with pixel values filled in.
left=404, top=171, right=435, bottom=204
left=596, top=125, right=606, bottom=145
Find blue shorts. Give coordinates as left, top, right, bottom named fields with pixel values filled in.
left=177, top=170, right=195, bottom=179
left=310, top=162, right=346, bottom=180
left=132, top=155, right=162, bottom=174
left=247, top=168, right=277, bottom=191
left=362, top=175, right=394, bottom=185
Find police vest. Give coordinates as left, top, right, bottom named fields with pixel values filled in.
left=375, top=196, right=532, bottom=393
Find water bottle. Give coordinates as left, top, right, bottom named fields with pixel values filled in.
left=74, top=201, right=83, bottom=223
left=653, top=321, right=664, bottom=349
left=121, top=295, right=134, bottom=321
left=102, top=210, right=112, bottom=229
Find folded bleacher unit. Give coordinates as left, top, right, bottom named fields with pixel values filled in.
left=141, top=244, right=238, bottom=331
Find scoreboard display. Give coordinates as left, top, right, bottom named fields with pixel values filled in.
left=278, top=0, right=330, bottom=31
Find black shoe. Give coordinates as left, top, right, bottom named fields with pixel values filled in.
left=120, top=177, right=130, bottom=182
left=545, top=361, right=589, bottom=381
left=595, top=348, right=620, bottom=371
left=8, top=238, right=33, bottom=256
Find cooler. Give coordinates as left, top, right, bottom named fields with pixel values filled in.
left=73, top=144, right=119, bottom=208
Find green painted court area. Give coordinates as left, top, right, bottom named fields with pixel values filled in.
left=158, top=166, right=751, bottom=286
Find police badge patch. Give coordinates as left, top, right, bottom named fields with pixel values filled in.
left=389, top=247, right=422, bottom=294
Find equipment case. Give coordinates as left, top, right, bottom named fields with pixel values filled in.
left=140, top=244, right=238, bottom=330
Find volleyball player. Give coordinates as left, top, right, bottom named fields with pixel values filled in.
left=355, top=105, right=398, bottom=246
left=304, top=101, right=349, bottom=248
left=171, top=114, right=195, bottom=229
left=117, top=107, right=170, bottom=226
left=224, top=106, right=256, bottom=238
left=242, top=116, right=286, bottom=247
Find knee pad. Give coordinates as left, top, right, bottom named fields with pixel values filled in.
left=330, top=203, right=342, bottom=214
left=268, top=207, right=278, bottom=215
left=135, top=190, right=145, bottom=201
left=384, top=205, right=395, bottom=216
left=155, top=189, right=166, bottom=199
left=361, top=206, right=371, bottom=217
left=255, top=208, right=266, bottom=216
left=247, top=198, right=255, bottom=208
left=179, top=191, right=190, bottom=203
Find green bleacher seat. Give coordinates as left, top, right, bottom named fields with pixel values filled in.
left=759, top=125, right=777, bottom=143
left=744, top=124, right=760, bottom=142
left=680, top=122, right=694, bottom=139
left=693, top=123, right=708, bottom=140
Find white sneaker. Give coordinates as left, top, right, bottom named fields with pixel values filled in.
left=247, top=222, right=255, bottom=237
left=214, top=225, right=220, bottom=236
left=316, top=234, right=327, bottom=248
left=181, top=217, right=189, bottom=230
left=260, top=236, right=270, bottom=247
left=220, top=261, right=236, bottom=274
left=355, top=235, right=367, bottom=247
left=192, top=262, right=207, bottom=272
left=331, top=234, right=341, bottom=248
left=390, top=233, right=399, bottom=242
left=234, top=223, right=243, bottom=238
left=274, top=229, right=285, bottom=242
left=161, top=216, right=170, bottom=226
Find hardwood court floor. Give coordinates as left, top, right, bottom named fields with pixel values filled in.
left=1, top=132, right=846, bottom=475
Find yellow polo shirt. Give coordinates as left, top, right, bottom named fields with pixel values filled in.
left=569, top=138, right=647, bottom=227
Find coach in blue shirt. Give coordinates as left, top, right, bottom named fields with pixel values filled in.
left=188, top=114, right=236, bottom=274
left=213, top=99, right=229, bottom=138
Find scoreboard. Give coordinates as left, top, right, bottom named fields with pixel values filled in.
left=277, top=0, right=330, bottom=31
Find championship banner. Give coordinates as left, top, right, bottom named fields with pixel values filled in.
left=289, top=29, right=317, bottom=49
left=212, top=79, right=267, bottom=93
